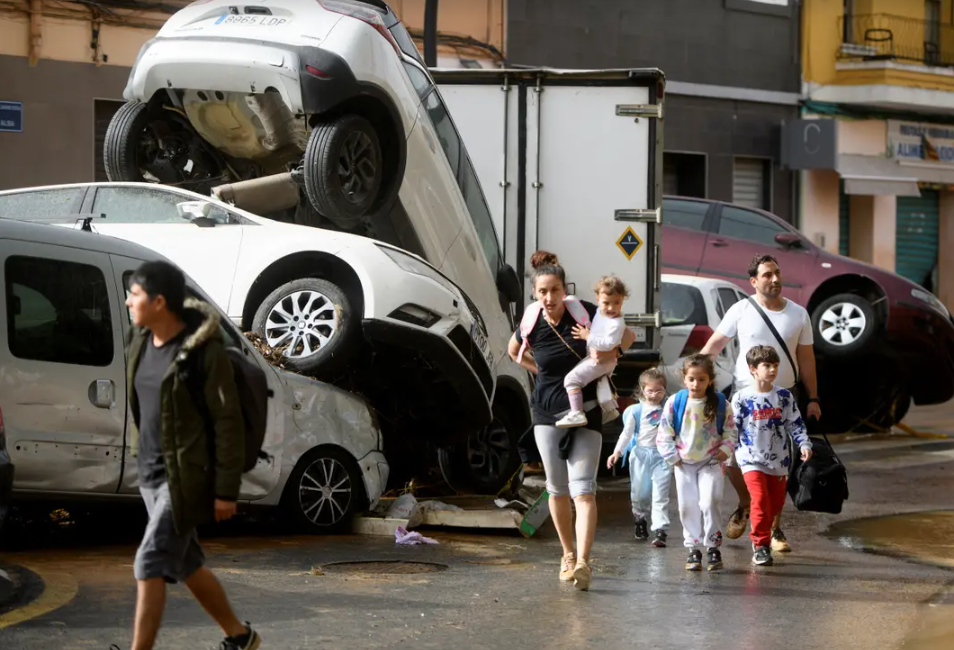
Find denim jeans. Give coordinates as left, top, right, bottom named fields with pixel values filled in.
left=629, top=445, right=673, bottom=532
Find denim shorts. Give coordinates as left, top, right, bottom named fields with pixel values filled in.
left=134, top=483, right=205, bottom=584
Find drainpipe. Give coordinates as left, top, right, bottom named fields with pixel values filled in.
left=29, top=0, right=43, bottom=67
left=424, top=0, right=438, bottom=67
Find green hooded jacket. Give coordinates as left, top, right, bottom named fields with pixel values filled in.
left=126, top=298, right=245, bottom=534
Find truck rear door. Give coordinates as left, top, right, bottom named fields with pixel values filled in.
left=433, top=68, right=664, bottom=389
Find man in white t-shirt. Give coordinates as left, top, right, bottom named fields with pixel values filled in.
left=700, top=254, right=822, bottom=553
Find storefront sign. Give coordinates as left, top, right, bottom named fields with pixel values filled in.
left=888, top=120, right=954, bottom=164
left=0, top=101, right=22, bottom=133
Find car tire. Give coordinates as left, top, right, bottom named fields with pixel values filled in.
left=811, top=293, right=877, bottom=357
left=103, top=101, right=153, bottom=183
left=280, top=446, right=367, bottom=534
left=251, top=277, right=358, bottom=377
left=437, top=404, right=522, bottom=494
left=303, top=114, right=384, bottom=230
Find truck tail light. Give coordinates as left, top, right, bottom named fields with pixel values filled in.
left=317, top=1, right=400, bottom=54
left=679, top=324, right=714, bottom=357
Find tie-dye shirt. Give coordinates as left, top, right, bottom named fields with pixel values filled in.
left=657, top=394, right=737, bottom=466
left=731, top=386, right=811, bottom=476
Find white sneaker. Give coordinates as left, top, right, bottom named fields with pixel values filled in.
left=556, top=411, right=588, bottom=428
left=602, top=408, right=620, bottom=424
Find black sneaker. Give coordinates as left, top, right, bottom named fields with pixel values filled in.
left=219, top=623, right=262, bottom=650
left=706, top=547, right=723, bottom=571
left=686, top=549, right=703, bottom=571
left=753, top=546, right=773, bottom=566
left=652, top=529, right=667, bottom=547
left=634, top=518, right=649, bottom=540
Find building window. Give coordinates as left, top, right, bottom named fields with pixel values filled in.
left=926, top=0, right=941, bottom=66
left=732, top=157, right=772, bottom=210
left=6, top=256, right=114, bottom=366
left=663, top=152, right=706, bottom=199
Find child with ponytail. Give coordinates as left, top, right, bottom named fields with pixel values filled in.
left=657, top=354, right=738, bottom=572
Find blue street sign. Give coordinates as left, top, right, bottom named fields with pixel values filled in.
left=0, top=101, right=23, bottom=133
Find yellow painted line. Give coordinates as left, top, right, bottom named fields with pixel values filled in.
left=894, top=422, right=949, bottom=439
left=0, top=565, right=79, bottom=630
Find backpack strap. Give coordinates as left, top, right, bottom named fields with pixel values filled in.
left=671, top=389, right=689, bottom=435
left=564, top=298, right=592, bottom=328
left=621, top=403, right=642, bottom=469
left=516, top=301, right=544, bottom=364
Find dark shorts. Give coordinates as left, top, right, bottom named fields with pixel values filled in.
left=134, top=483, right=205, bottom=584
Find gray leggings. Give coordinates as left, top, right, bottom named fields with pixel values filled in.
left=534, top=425, right=602, bottom=498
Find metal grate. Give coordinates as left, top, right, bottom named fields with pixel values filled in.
left=319, top=561, right=449, bottom=575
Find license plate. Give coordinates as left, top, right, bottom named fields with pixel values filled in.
left=215, top=14, right=290, bottom=27
left=471, top=322, right=494, bottom=366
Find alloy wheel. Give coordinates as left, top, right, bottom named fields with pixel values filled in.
left=297, top=456, right=353, bottom=527
left=819, top=302, right=867, bottom=346
left=466, top=417, right=512, bottom=484
left=263, top=290, right=339, bottom=358
left=337, top=131, right=377, bottom=205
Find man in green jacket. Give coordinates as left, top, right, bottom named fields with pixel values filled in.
left=122, top=260, right=260, bottom=650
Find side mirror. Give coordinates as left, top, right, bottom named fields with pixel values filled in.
left=177, top=201, right=212, bottom=221
left=775, top=232, right=803, bottom=248
left=496, top=264, right=522, bottom=304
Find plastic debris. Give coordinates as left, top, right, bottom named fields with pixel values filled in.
left=394, top=526, right=439, bottom=545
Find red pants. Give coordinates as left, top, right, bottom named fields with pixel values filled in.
left=743, top=471, right=787, bottom=548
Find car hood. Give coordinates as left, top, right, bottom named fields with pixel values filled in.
left=815, top=247, right=926, bottom=295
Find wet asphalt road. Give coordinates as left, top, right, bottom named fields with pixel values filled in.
left=2, top=410, right=954, bottom=649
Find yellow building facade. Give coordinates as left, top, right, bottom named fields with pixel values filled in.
left=799, top=0, right=954, bottom=307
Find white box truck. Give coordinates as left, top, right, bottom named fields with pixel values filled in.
left=433, top=67, right=664, bottom=395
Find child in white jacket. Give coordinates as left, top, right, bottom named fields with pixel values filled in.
left=731, top=345, right=812, bottom=567
left=657, top=354, right=737, bottom=572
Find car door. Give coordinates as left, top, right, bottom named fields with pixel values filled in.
left=708, top=286, right=735, bottom=392
left=700, top=204, right=819, bottom=305
left=0, top=242, right=127, bottom=493
left=716, top=286, right=744, bottom=364
left=108, top=254, right=283, bottom=498
left=661, top=198, right=715, bottom=276
left=84, top=186, right=246, bottom=313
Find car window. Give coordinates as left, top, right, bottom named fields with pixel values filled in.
left=661, top=282, right=707, bottom=326
left=6, top=256, right=113, bottom=366
left=461, top=155, right=501, bottom=272
left=391, top=23, right=425, bottom=64
left=423, top=90, right=461, bottom=176
left=92, top=187, right=246, bottom=225
left=713, top=289, right=725, bottom=319
left=717, top=205, right=787, bottom=246
left=0, top=188, right=84, bottom=219
left=403, top=62, right=433, bottom=100
left=663, top=199, right=709, bottom=232
left=718, top=288, right=741, bottom=314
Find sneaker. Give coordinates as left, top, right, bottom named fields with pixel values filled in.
left=559, top=552, right=576, bottom=582
left=219, top=624, right=261, bottom=650
left=634, top=518, right=649, bottom=540
left=706, top=547, right=723, bottom=572
left=753, top=546, right=773, bottom=566
left=572, top=558, right=592, bottom=591
left=652, top=529, right=668, bottom=548
left=726, top=505, right=750, bottom=539
left=556, top=410, right=587, bottom=428
left=771, top=528, right=792, bottom=553
left=602, top=408, right=620, bottom=424
left=685, top=549, right=703, bottom=571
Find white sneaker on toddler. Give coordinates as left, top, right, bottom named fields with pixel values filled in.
left=601, top=408, right=619, bottom=424
left=556, top=411, right=588, bottom=428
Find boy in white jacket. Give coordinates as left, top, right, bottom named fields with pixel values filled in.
left=731, top=345, right=813, bottom=567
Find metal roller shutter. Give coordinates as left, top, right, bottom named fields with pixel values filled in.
left=733, top=157, right=766, bottom=209
left=838, top=179, right=850, bottom=257
left=896, top=189, right=939, bottom=289
left=663, top=156, right=678, bottom=196
left=93, top=99, right=124, bottom=182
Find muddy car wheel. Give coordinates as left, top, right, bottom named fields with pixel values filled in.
left=812, top=293, right=877, bottom=357
left=282, top=447, right=367, bottom=533
left=103, top=100, right=220, bottom=190
left=303, top=114, right=384, bottom=229
left=252, top=277, right=358, bottom=377
left=437, top=406, right=522, bottom=494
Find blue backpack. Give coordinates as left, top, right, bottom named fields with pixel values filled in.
left=621, top=390, right=727, bottom=467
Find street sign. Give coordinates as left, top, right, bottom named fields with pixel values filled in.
left=0, top=101, right=23, bottom=133
left=616, top=226, right=642, bottom=261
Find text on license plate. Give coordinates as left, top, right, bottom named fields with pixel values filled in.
left=215, top=15, right=290, bottom=27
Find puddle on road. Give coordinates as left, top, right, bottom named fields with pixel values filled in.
left=826, top=511, right=954, bottom=569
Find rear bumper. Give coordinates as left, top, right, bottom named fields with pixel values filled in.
left=362, top=319, right=493, bottom=428
left=886, top=302, right=954, bottom=404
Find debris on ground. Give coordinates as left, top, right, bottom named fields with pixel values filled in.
left=243, top=332, right=290, bottom=369
left=394, top=526, right=439, bottom=545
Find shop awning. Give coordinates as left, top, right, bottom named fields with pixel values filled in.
left=837, top=155, right=921, bottom=196
left=897, top=159, right=954, bottom=187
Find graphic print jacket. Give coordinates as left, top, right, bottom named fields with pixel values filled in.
left=731, top=386, right=812, bottom=477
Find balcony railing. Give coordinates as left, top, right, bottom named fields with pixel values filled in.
left=838, top=13, right=953, bottom=67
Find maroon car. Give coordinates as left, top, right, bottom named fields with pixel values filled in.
left=661, top=196, right=954, bottom=430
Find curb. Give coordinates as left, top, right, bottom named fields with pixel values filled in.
left=0, top=566, right=14, bottom=611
